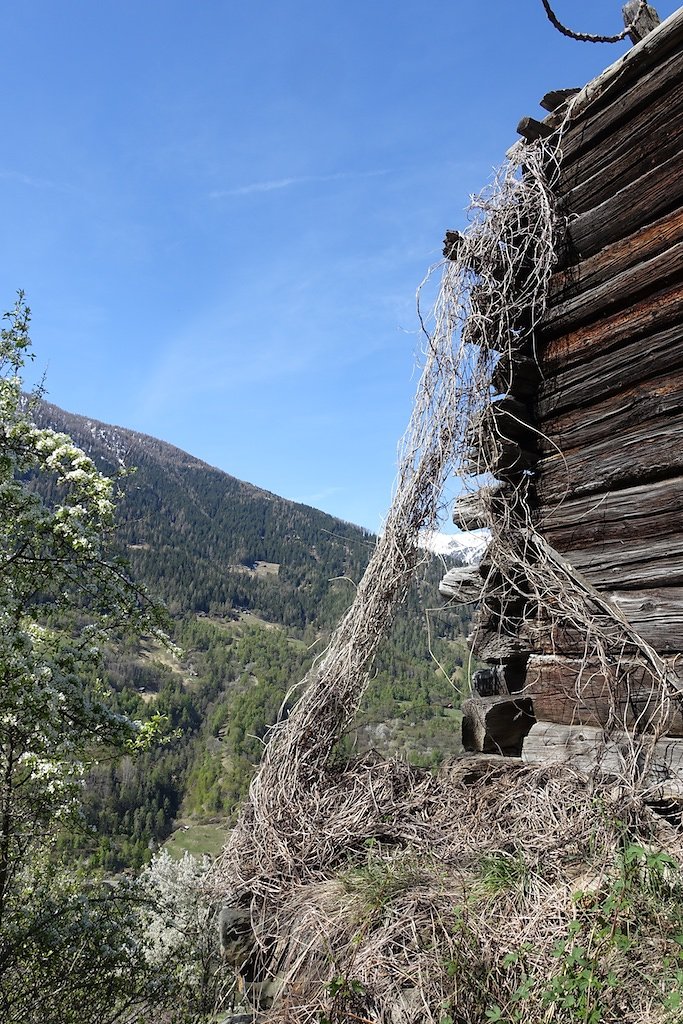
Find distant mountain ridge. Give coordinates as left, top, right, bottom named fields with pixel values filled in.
left=33, top=398, right=376, bottom=629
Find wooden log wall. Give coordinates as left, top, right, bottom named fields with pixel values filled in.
left=450, top=8, right=683, bottom=778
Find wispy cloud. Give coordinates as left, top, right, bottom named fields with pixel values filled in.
left=0, top=169, right=73, bottom=193
left=210, top=168, right=388, bottom=199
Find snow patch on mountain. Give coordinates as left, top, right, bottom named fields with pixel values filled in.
left=419, top=529, right=489, bottom=564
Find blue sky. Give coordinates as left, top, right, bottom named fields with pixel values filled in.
left=4, top=1, right=679, bottom=531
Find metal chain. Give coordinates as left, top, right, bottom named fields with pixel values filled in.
left=539, top=0, right=649, bottom=43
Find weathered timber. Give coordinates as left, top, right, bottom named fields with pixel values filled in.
left=558, top=93, right=683, bottom=217
left=538, top=322, right=683, bottom=419
left=540, top=88, right=580, bottom=113
left=537, top=368, right=683, bottom=455
left=566, top=149, right=683, bottom=260
left=516, top=116, right=553, bottom=142
left=534, top=535, right=683, bottom=591
left=492, top=352, right=542, bottom=399
left=524, top=655, right=683, bottom=736
left=479, top=396, right=537, bottom=446
left=609, top=589, right=683, bottom=654
left=541, top=281, right=683, bottom=371
left=465, top=436, right=536, bottom=481
left=469, top=613, right=531, bottom=661
left=555, top=35, right=683, bottom=171
left=439, top=565, right=483, bottom=604
left=538, top=476, right=683, bottom=549
left=623, top=1, right=661, bottom=44
left=544, top=225, right=683, bottom=334
left=536, top=411, right=683, bottom=505
left=523, top=722, right=683, bottom=801
left=452, top=489, right=491, bottom=531
left=557, top=65, right=683, bottom=214
left=522, top=722, right=636, bottom=777
left=462, top=695, right=535, bottom=756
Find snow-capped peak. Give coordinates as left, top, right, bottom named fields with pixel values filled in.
left=419, top=528, right=489, bottom=565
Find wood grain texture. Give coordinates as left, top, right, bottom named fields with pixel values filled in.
left=462, top=695, right=535, bottom=755
left=536, top=408, right=683, bottom=506
left=524, top=655, right=683, bottom=735
left=544, top=223, right=683, bottom=335
left=538, top=322, right=683, bottom=419
left=523, top=722, right=683, bottom=800
left=541, top=281, right=683, bottom=371
left=538, top=368, right=683, bottom=454
left=566, top=150, right=683, bottom=261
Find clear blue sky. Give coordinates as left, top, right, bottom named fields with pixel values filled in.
left=4, top=1, right=679, bottom=531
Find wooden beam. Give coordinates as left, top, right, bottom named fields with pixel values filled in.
left=623, top=1, right=661, bottom=44
left=452, top=489, right=491, bottom=531
left=536, top=409, right=683, bottom=506
left=492, top=352, right=541, bottom=400
left=609, top=589, right=683, bottom=655
left=565, top=149, right=683, bottom=261
left=439, top=565, right=483, bottom=604
left=535, top=534, right=683, bottom=591
left=475, top=658, right=529, bottom=695
left=516, top=116, right=553, bottom=142
left=537, top=367, right=683, bottom=456
left=524, top=654, right=683, bottom=735
left=544, top=220, right=683, bottom=335
left=521, top=722, right=635, bottom=778
left=523, top=722, right=683, bottom=801
left=541, top=281, right=683, bottom=371
left=540, top=88, right=580, bottom=113
left=538, top=322, right=683, bottom=419
left=462, top=695, right=535, bottom=755
left=539, top=476, right=683, bottom=549
left=557, top=35, right=683, bottom=171
left=558, top=94, right=683, bottom=218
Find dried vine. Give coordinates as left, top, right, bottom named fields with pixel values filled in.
left=206, top=105, right=680, bottom=1021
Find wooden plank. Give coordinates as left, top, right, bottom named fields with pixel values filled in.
left=471, top=664, right=521, bottom=697
left=556, top=35, right=683, bottom=170
left=492, top=353, right=541, bottom=400
left=524, top=654, right=683, bottom=735
left=522, top=722, right=683, bottom=800
left=545, top=211, right=683, bottom=332
left=538, top=476, right=683, bottom=548
left=565, top=150, right=683, bottom=261
left=452, top=489, right=490, bottom=531
left=469, top=615, right=531, bottom=661
left=537, top=368, right=683, bottom=455
left=536, top=410, right=683, bottom=505
left=517, top=116, right=552, bottom=142
left=557, top=67, right=683, bottom=215
left=537, top=322, right=683, bottom=419
left=610, top=589, right=683, bottom=654
left=623, top=1, right=661, bottom=44
left=540, top=535, right=683, bottom=591
left=522, top=721, right=635, bottom=776
left=540, top=88, right=580, bottom=113
left=462, top=695, right=535, bottom=755
left=541, top=281, right=683, bottom=371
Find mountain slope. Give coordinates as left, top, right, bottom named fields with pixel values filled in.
left=34, top=400, right=472, bottom=870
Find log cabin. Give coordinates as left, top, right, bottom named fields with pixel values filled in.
left=446, top=4, right=683, bottom=800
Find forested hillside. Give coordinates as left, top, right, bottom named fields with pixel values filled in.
left=34, top=400, right=473, bottom=870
